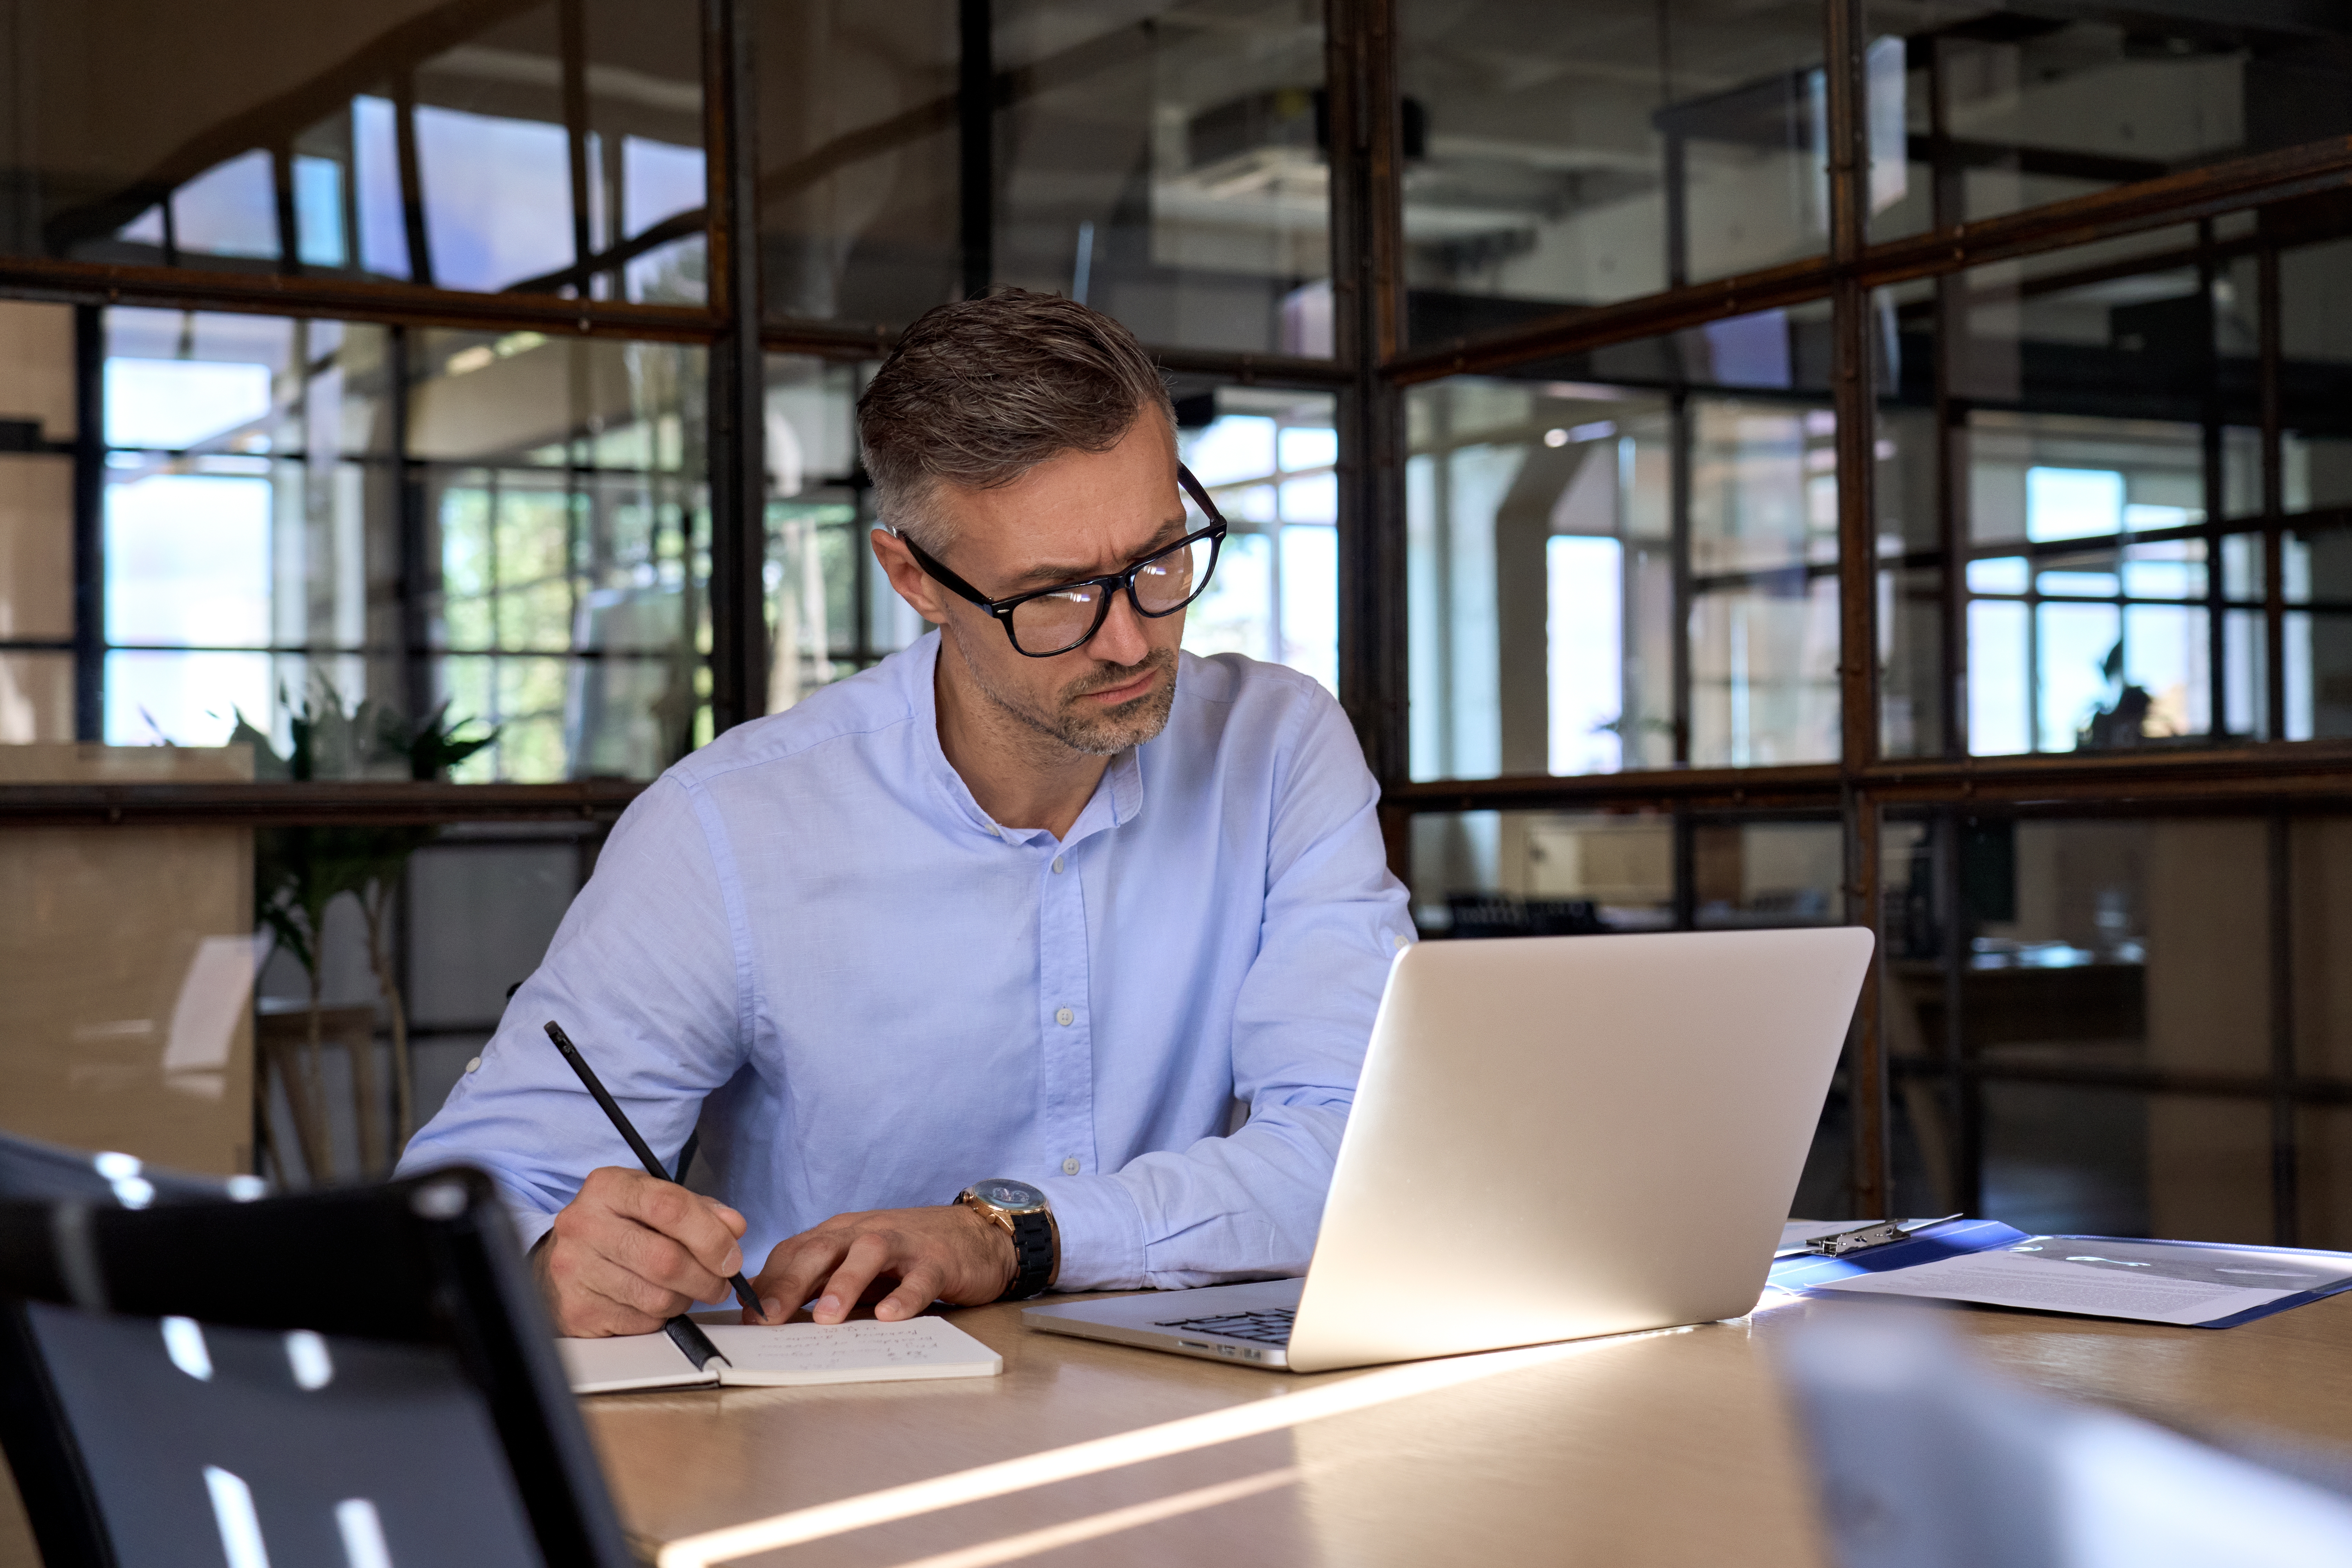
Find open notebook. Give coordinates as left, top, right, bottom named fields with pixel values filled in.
left=557, top=1317, right=1002, bottom=1394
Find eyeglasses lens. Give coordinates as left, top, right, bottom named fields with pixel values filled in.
left=1004, top=533, right=1219, bottom=655
left=1008, top=584, right=1104, bottom=655
left=1133, top=535, right=1214, bottom=614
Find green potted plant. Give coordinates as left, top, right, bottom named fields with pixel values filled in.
left=234, top=686, right=495, bottom=1180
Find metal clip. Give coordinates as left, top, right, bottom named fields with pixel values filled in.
left=1806, top=1219, right=1913, bottom=1256
left=1804, top=1214, right=1962, bottom=1257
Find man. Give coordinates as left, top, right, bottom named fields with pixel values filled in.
left=399, top=289, right=1411, bottom=1336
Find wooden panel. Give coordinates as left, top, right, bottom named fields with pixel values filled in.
left=0, top=746, right=256, bottom=1175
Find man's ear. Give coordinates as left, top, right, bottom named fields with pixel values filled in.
left=871, top=528, right=949, bottom=627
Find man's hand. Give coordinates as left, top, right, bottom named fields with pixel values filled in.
left=750, top=1204, right=1016, bottom=1325
left=533, top=1166, right=778, bottom=1336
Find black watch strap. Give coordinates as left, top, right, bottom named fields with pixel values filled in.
left=1000, top=1210, right=1056, bottom=1301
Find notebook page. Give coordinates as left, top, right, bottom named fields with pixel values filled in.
left=557, top=1331, right=716, bottom=1394
left=702, top=1318, right=1003, bottom=1386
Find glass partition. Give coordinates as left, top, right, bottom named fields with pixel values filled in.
left=1866, top=3, right=2350, bottom=240
left=1406, top=809, right=1675, bottom=937
left=1398, top=0, right=1829, bottom=344
left=1173, top=383, right=1341, bottom=693
left=1882, top=813, right=2277, bottom=1239
left=1406, top=329, right=1838, bottom=782
left=994, top=0, right=1331, bottom=357
left=89, top=308, right=709, bottom=779
left=753, top=0, right=961, bottom=329
left=7, top=2, right=706, bottom=304
left=1405, top=807, right=1842, bottom=937
left=754, top=0, right=1332, bottom=355
left=1875, top=236, right=2274, bottom=756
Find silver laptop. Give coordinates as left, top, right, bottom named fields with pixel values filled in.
left=1024, top=926, right=1875, bottom=1373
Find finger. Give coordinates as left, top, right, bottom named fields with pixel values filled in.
left=874, top=1258, right=947, bottom=1322
left=604, top=1173, right=745, bottom=1278
left=607, top=1219, right=730, bottom=1305
left=750, top=1234, right=849, bottom=1321
left=572, top=1243, right=697, bottom=1320
left=543, top=1240, right=691, bottom=1334
left=813, top=1232, right=899, bottom=1325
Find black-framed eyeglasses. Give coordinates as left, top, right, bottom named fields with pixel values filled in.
left=897, top=465, right=1229, bottom=658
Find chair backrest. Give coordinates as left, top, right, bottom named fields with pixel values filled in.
left=0, top=1135, right=633, bottom=1568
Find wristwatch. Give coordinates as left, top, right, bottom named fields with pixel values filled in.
left=956, top=1179, right=1060, bottom=1301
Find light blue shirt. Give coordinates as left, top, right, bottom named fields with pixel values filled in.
left=399, top=633, right=1412, bottom=1290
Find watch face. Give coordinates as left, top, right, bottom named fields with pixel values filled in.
left=976, top=1180, right=1045, bottom=1210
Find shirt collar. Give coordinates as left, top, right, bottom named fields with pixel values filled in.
left=901, top=630, right=1152, bottom=844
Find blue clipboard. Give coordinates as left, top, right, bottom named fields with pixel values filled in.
left=1767, top=1219, right=2352, bottom=1328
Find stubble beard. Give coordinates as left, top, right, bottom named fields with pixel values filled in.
left=956, top=640, right=1179, bottom=757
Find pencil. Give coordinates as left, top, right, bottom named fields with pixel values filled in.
left=543, top=1019, right=764, bottom=1317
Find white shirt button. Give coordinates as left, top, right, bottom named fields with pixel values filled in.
left=1056, top=1007, right=1074, bottom=1027
left=1051, top=856, right=1064, bottom=873
left=986, top=824, right=1001, bottom=837
left=464, top=1056, right=483, bottom=1074
left=1062, top=1156, right=1081, bottom=1175
left=1392, top=933, right=1408, bottom=951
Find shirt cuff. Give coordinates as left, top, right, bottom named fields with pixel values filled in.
left=1035, top=1172, right=1149, bottom=1292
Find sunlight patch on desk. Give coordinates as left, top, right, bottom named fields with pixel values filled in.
left=653, top=1325, right=1692, bottom=1568
left=873, top=1467, right=1302, bottom=1568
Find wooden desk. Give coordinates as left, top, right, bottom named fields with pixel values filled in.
left=584, top=1290, right=2352, bottom=1568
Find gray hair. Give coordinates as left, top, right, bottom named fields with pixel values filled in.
left=857, top=288, right=1176, bottom=552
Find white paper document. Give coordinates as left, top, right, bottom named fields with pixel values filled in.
left=1810, top=1250, right=2299, bottom=1326
left=558, top=1316, right=1003, bottom=1395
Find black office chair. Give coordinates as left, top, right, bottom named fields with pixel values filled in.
left=0, top=1134, right=633, bottom=1568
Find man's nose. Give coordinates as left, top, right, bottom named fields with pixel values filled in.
left=1087, top=586, right=1152, bottom=666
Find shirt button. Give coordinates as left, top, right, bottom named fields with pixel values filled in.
left=986, top=823, right=1001, bottom=837
left=1062, top=1156, right=1081, bottom=1175
left=464, top=1056, right=483, bottom=1074
left=1392, top=933, right=1408, bottom=951
left=1056, top=1007, right=1074, bottom=1027
left=1051, top=856, right=1064, bottom=873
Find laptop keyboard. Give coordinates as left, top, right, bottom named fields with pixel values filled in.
left=1151, top=1307, right=1296, bottom=1346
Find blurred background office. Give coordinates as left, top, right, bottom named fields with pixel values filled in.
left=3, top=0, right=2352, bottom=1254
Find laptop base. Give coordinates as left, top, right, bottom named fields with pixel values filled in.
left=1023, top=1278, right=1304, bottom=1370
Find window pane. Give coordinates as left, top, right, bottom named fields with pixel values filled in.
left=89, top=309, right=708, bottom=779
left=1408, top=348, right=1839, bottom=780
left=763, top=353, right=919, bottom=711
left=1866, top=5, right=2352, bottom=236
left=10, top=4, right=705, bottom=304
left=2279, top=236, right=2352, bottom=517
left=1408, top=377, right=1669, bottom=780
left=1399, top=0, right=1828, bottom=344
left=1883, top=815, right=2276, bottom=1234
left=753, top=0, right=959, bottom=328
left=1876, top=354, right=1943, bottom=758
left=1405, top=809, right=1674, bottom=938
left=994, top=1, right=1329, bottom=356
left=1692, top=820, right=1842, bottom=927
left=1689, top=399, right=1840, bottom=767
left=1880, top=235, right=2284, bottom=758
left=1176, top=386, right=1340, bottom=695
